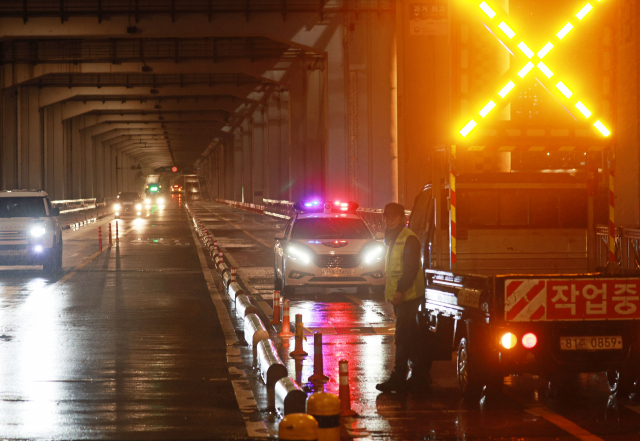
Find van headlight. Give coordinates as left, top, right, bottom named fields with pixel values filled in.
left=114, top=204, right=121, bottom=210
left=136, top=203, right=142, bottom=210
left=30, top=227, right=46, bottom=237
left=157, top=198, right=164, bottom=205
left=287, top=244, right=312, bottom=265
left=364, top=244, right=385, bottom=264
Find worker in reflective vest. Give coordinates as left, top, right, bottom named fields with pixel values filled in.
left=376, top=202, right=429, bottom=393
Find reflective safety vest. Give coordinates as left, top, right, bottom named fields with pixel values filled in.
left=384, top=227, right=426, bottom=303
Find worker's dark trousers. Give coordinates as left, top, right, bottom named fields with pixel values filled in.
left=393, top=297, right=432, bottom=378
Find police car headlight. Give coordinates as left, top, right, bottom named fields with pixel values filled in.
left=30, top=227, right=46, bottom=237
left=287, top=244, right=312, bottom=265
left=364, top=244, right=385, bottom=264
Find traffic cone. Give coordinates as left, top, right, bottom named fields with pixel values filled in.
left=231, top=267, right=237, bottom=283
left=339, top=360, right=356, bottom=416
left=108, top=223, right=112, bottom=246
left=270, top=290, right=282, bottom=325
left=290, top=314, right=308, bottom=357
left=279, top=299, right=294, bottom=338
left=308, top=333, right=329, bottom=383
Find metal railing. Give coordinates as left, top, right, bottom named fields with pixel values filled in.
left=51, top=198, right=104, bottom=214
left=596, top=225, right=640, bottom=270
left=215, top=198, right=412, bottom=233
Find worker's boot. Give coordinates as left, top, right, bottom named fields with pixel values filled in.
left=376, top=371, right=407, bottom=393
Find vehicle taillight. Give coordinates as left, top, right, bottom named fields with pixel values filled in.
left=522, top=333, right=538, bottom=349
left=501, top=332, right=517, bottom=349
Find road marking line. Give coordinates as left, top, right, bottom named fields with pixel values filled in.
left=198, top=205, right=272, bottom=248
left=189, top=215, right=268, bottom=437
left=525, top=407, right=603, bottom=441
left=189, top=221, right=238, bottom=347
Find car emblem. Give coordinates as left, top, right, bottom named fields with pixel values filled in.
left=321, top=240, right=348, bottom=248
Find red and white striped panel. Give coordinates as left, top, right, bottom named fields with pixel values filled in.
left=505, top=279, right=547, bottom=322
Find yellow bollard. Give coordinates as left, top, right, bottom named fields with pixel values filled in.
left=306, top=392, right=341, bottom=441
left=279, top=413, right=318, bottom=440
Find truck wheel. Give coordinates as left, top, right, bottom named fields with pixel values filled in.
left=607, top=369, right=636, bottom=398
left=457, top=337, right=484, bottom=400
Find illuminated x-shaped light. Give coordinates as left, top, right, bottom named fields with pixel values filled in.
left=459, top=0, right=611, bottom=139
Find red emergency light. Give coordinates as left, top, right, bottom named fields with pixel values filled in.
left=294, top=200, right=359, bottom=213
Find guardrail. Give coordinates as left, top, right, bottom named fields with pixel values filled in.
left=596, top=225, right=640, bottom=270
left=216, top=198, right=411, bottom=232
left=52, top=198, right=99, bottom=214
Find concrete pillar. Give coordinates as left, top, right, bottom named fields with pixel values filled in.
left=1, top=88, right=18, bottom=190
left=44, top=103, right=66, bottom=200
left=279, top=89, right=291, bottom=201
left=289, top=64, right=326, bottom=202
left=234, top=128, right=243, bottom=201
left=267, top=92, right=282, bottom=200
left=252, top=109, right=265, bottom=204
left=18, top=86, right=43, bottom=191
left=242, top=120, right=253, bottom=203
left=396, top=0, right=451, bottom=206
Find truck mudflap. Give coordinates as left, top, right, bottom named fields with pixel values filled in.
left=501, top=276, right=640, bottom=322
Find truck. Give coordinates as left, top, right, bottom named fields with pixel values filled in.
left=407, top=0, right=631, bottom=400
left=0, top=190, right=63, bottom=273
left=408, top=151, right=640, bottom=400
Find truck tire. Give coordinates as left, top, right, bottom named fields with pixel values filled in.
left=607, top=369, right=636, bottom=398
left=457, top=337, right=485, bottom=400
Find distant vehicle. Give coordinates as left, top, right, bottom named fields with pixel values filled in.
left=274, top=200, right=385, bottom=296
left=170, top=184, right=183, bottom=194
left=0, top=190, right=62, bottom=273
left=114, top=192, right=143, bottom=218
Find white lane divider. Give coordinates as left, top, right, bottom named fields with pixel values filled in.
left=525, top=407, right=603, bottom=441
left=189, top=218, right=267, bottom=438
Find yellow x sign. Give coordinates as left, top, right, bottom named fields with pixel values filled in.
left=459, top=0, right=612, bottom=139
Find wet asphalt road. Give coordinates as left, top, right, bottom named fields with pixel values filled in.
left=192, top=202, right=640, bottom=440
left=4, top=199, right=640, bottom=439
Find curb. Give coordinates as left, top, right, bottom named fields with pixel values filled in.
left=185, top=203, right=296, bottom=399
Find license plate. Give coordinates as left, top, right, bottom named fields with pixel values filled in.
left=560, top=336, right=623, bottom=350
left=321, top=268, right=354, bottom=276
left=0, top=250, right=25, bottom=256
left=123, top=202, right=133, bottom=205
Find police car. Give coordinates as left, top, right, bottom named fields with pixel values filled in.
left=274, top=200, right=385, bottom=296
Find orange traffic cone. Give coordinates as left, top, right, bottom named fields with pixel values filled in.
left=270, top=290, right=282, bottom=325
left=279, top=299, right=294, bottom=338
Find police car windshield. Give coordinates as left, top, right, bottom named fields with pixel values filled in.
left=291, top=218, right=372, bottom=240
left=0, top=197, right=47, bottom=218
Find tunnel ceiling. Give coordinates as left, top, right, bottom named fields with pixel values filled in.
left=0, top=0, right=326, bottom=170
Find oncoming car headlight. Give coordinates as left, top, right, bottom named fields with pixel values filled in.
left=145, top=198, right=151, bottom=204
left=157, top=198, right=165, bottom=205
left=114, top=204, right=121, bottom=210
left=30, top=227, right=46, bottom=237
left=287, top=244, right=312, bottom=265
left=364, top=244, right=385, bottom=264
left=136, top=203, right=142, bottom=210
